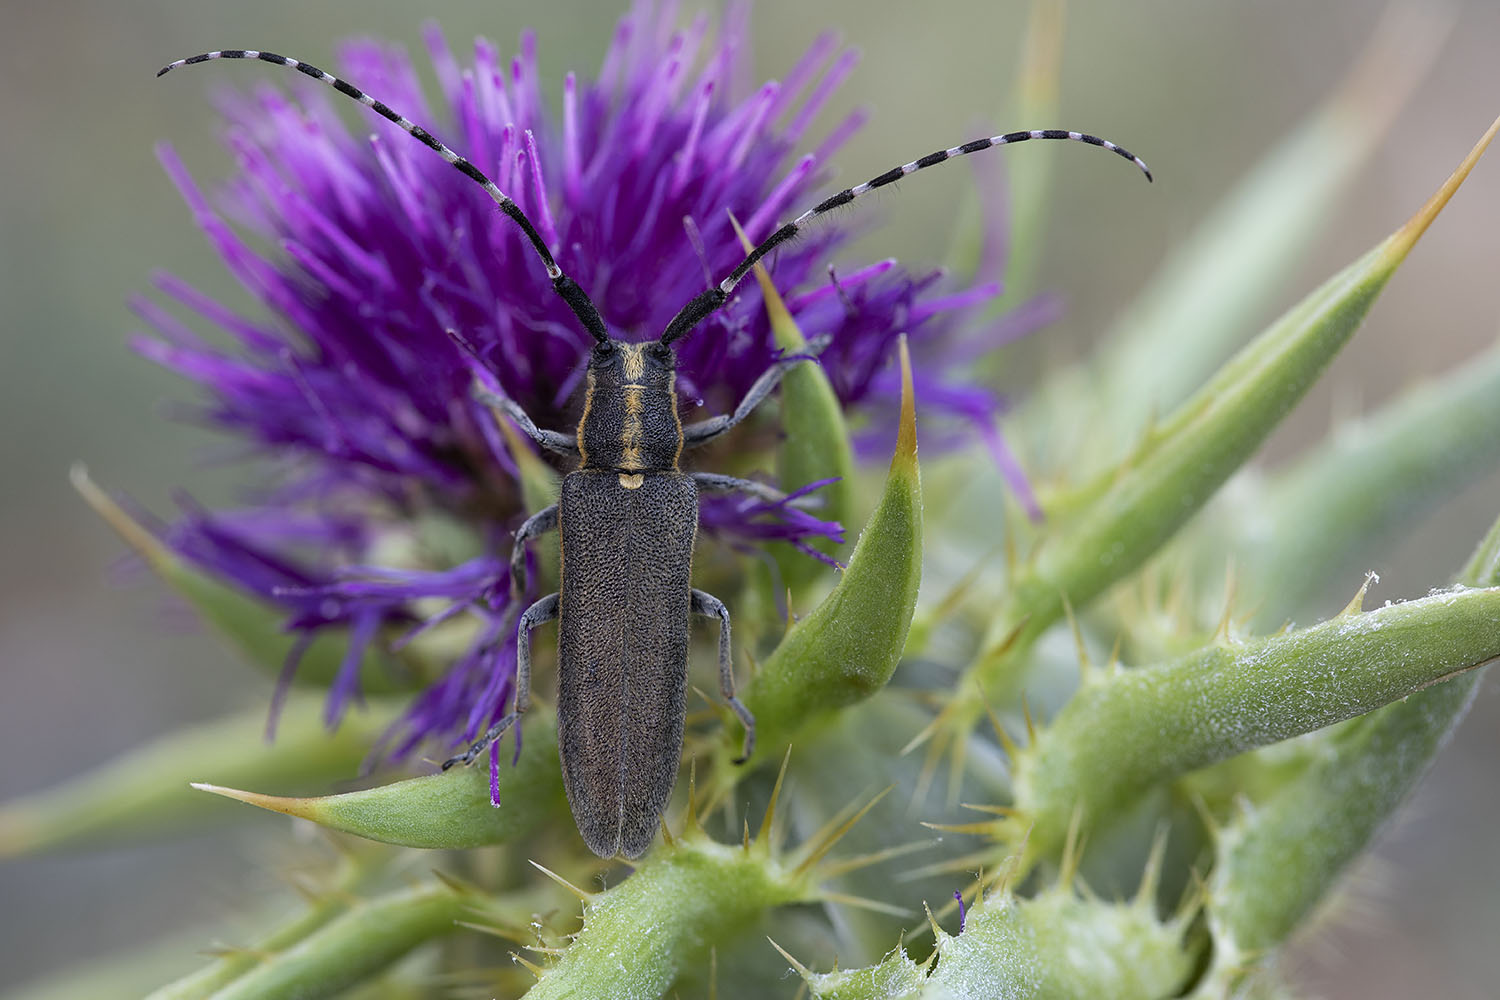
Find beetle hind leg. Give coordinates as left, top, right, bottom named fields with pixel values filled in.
left=441, top=592, right=559, bottom=770
left=690, top=588, right=755, bottom=764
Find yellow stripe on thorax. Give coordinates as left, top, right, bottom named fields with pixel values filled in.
left=619, top=346, right=646, bottom=470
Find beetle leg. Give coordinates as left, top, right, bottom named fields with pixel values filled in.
left=690, top=588, right=756, bottom=764
left=441, top=593, right=559, bottom=770
left=690, top=471, right=828, bottom=510
left=680, top=335, right=830, bottom=448
left=510, top=504, right=559, bottom=593
left=471, top=381, right=579, bottom=457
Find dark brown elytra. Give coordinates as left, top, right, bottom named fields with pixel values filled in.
left=159, top=47, right=1151, bottom=859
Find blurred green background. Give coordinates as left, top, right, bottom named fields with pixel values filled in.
left=2, top=2, right=1497, bottom=997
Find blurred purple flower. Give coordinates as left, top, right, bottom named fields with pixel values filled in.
left=136, top=2, right=1042, bottom=765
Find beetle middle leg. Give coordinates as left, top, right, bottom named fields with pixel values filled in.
left=690, top=588, right=755, bottom=764
left=442, top=592, right=559, bottom=770
left=509, top=504, right=558, bottom=593
left=680, top=334, right=830, bottom=448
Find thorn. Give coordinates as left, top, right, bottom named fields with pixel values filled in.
left=910, top=721, right=951, bottom=812
left=1061, top=593, right=1089, bottom=679
left=989, top=712, right=1020, bottom=765
left=284, top=871, right=323, bottom=904
left=919, top=819, right=1004, bottom=836
left=529, top=860, right=593, bottom=903
left=742, top=817, right=751, bottom=852
left=989, top=850, right=1022, bottom=896
left=660, top=814, right=676, bottom=849
left=822, top=891, right=913, bottom=917
left=820, top=838, right=941, bottom=879
left=1004, top=821, right=1037, bottom=886
left=512, top=952, right=547, bottom=981
left=1020, top=695, right=1037, bottom=747
left=1106, top=633, right=1123, bottom=674
left=980, top=615, right=1029, bottom=665
left=899, top=704, right=947, bottom=757
left=767, top=937, right=813, bottom=978
left=429, top=867, right=484, bottom=897
left=917, top=901, right=944, bottom=947
left=945, top=723, right=971, bottom=807
left=1339, top=570, right=1380, bottom=618
left=932, top=544, right=1003, bottom=621
left=1215, top=557, right=1240, bottom=640
left=189, top=782, right=301, bottom=816
left=685, top=756, right=701, bottom=832
left=1185, top=789, right=1220, bottom=839
left=1058, top=804, right=1086, bottom=890
left=456, top=918, right=525, bottom=943
left=795, top=786, right=895, bottom=875
left=756, top=746, right=793, bottom=852
left=1137, top=822, right=1171, bottom=908
left=898, top=847, right=998, bottom=883
left=1179, top=865, right=1211, bottom=924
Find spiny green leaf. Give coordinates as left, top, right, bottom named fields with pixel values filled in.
left=144, top=852, right=380, bottom=1000
left=181, top=881, right=471, bottom=1000
left=1031, top=9, right=1447, bottom=470
left=1195, top=510, right=1500, bottom=993
left=743, top=338, right=921, bottom=762
left=972, top=109, right=1500, bottom=696
left=194, top=711, right=565, bottom=849
left=0, top=693, right=400, bottom=857
left=1014, top=583, right=1500, bottom=863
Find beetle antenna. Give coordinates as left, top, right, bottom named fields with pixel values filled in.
left=158, top=49, right=611, bottom=345
left=659, top=128, right=1151, bottom=346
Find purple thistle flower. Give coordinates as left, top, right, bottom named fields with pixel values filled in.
left=136, top=2, right=1042, bottom=767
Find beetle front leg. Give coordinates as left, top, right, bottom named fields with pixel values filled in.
left=510, top=504, right=559, bottom=593
left=442, top=593, right=559, bottom=770
left=681, top=335, right=830, bottom=448
left=690, top=588, right=755, bottom=764
left=471, top=381, right=579, bottom=458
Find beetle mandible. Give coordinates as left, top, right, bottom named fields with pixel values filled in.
left=159, top=48, right=1151, bottom=859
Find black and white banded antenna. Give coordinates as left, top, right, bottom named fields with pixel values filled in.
left=157, top=49, right=612, bottom=346
left=658, top=129, right=1152, bottom=346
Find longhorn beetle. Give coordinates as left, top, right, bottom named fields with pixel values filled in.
left=159, top=47, right=1151, bottom=859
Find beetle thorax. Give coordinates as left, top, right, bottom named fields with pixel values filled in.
left=576, top=341, right=683, bottom=472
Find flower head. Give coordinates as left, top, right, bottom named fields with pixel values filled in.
left=138, top=2, right=1038, bottom=764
